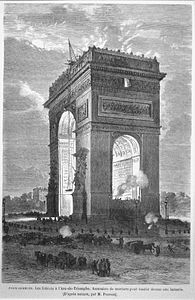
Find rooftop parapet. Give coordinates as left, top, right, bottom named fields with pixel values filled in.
left=92, top=46, right=160, bottom=73
left=48, top=46, right=163, bottom=101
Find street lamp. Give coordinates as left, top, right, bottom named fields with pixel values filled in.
left=164, top=196, right=168, bottom=234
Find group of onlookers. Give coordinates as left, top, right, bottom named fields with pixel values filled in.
left=35, top=250, right=111, bottom=277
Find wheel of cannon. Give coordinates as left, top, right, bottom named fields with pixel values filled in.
left=133, top=244, right=141, bottom=254
left=151, top=245, right=160, bottom=257
left=155, top=245, right=160, bottom=257
left=151, top=245, right=156, bottom=255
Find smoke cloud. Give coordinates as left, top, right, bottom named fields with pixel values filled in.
left=145, top=212, right=158, bottom=229
left=59, top=225, right=72, bottom=238
left=136, top=170, right=149, bottom=189
left=126, top=175, right=137, bottom=187
left=115, top=171, right=149, bottom=198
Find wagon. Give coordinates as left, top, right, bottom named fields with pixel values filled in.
left=126, top=240, right=160, bottom=256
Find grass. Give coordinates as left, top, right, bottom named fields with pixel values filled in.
left=2, top=220, right=190, bottom=285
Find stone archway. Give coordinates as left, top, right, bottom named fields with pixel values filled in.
left=58, top=111, right=76, bottom=216
left=112, top=135, right=140, bottom=200
left=45, top=46, right=166, bottom=218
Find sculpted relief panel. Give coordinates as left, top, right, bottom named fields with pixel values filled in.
left=98, top=96, right=153, bottom=121
left=92, top=73, right=160, bottom=94
left=77, top=100, right=88, bottom=123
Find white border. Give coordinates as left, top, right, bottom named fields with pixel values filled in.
left=0, top=1, right=194, bottom=299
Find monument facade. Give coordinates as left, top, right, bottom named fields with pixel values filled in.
left=44, top=46, right=166, bottom=219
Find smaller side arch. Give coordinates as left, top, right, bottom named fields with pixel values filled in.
left=58, top=110, right=76, bottom=216
left=112, top=134, right=141, bottom=200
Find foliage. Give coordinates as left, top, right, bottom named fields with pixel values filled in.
left=160, top=191, right=190, bottom=220
left=3, top=193, right=46, bottom=214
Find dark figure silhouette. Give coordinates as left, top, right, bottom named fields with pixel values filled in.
left=106, top=259, right=111, bottom=276
left=91, top=260, right=99, bottom=274
left=119, top=236, right=124, bottom=248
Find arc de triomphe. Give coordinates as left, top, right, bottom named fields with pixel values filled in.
left=44, top=46, right=166, bottom=219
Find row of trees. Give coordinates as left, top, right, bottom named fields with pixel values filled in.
left=3, top=190, right=190, bottom=218
left=3, top=192, right=46, bottom=214
left=160, top=191, right=190, bottom=220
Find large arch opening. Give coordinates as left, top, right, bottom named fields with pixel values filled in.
left=58, top=111, right=76, bottom=216
left=112, top=135, right=140, bottom=200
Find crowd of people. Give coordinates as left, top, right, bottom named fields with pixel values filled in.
left=35, top=250, right=79, bottom=269
left=91, top=258, right=111, bottom=277
left=34, top=250, right=111, bottom=277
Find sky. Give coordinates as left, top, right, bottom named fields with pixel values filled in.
left=2, top=2, right=192, bottom=197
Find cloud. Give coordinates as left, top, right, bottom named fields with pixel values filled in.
left=4, top=83, right=32, bottom=112
left=17, top=4, right=90, bottom=28
left=19, top=81, right=44, bottom=109
left=160, top=99, right=171, bottom=140
left=4, top=80, right=49, bottom=124
left=136, top=29, right=161, bottom=39
left=160, top=74, right=174, bottom=140
left=19, top=81, right=48, bottom=123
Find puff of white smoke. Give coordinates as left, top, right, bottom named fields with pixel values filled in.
left=136, top=170, right=149, bottom=188
left=145, top=212, right=159, bottom=225
left=59, top=225, right=72, bottom=238
left=126, top=175, right=137, bottom=187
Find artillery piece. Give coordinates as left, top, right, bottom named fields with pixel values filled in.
left=126, top=240, right=160, bottom=256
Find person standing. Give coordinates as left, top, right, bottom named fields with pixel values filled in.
left=119, top=236, right=124, bottom=248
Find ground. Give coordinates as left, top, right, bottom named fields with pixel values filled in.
left=2, top=219, right=190, bottom=285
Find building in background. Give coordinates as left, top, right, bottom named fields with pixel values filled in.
left=33, top=187, right=48, bottom=211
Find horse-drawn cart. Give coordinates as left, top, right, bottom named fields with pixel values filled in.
left=126, top=240, right=160, bottom=256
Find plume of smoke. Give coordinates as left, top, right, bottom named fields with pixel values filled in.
left=59, top=225, right=72, bottom=238
left=126, top=175, right=137, bottom=187
left=136, top=170, right=149, bottom=188
left=115, top=172, right=148, bottom=198
left=145, top=212, right=158, bottom=229
left=116, top=175, right=137, bottom=197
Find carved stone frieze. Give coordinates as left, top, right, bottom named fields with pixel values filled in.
left=91, top=64, right=165, bottom=81
left=77, top=100, right=88, bottom=123
left=92, top=73, right=159, bottom=94
left=103, top=99, right=151, bottom=118
left=91, top=122, right=160, bottom=135
left=98, top=96, right=153, bottom=121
